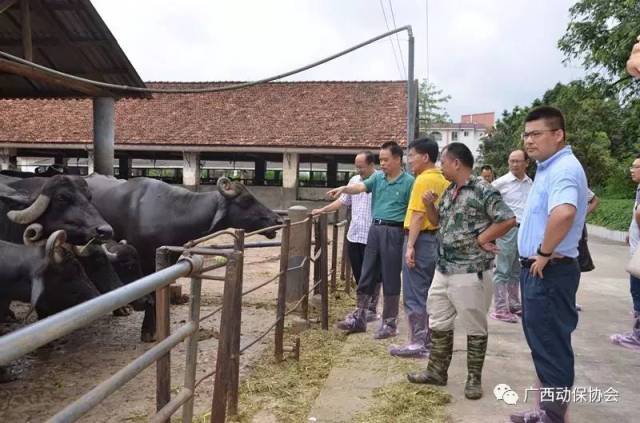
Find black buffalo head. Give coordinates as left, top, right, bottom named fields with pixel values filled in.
left=217, top=177, right=281, bottom=239
left=0, top=175, right=113, bottom=244
left=33, top=230, right=100, bottom=318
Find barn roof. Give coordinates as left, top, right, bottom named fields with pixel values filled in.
left=0, top=0, right=147, bottom=98
left=0, top=81, right=408, bottom=150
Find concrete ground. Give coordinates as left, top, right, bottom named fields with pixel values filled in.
left=308, top=236, right=639, bottom=423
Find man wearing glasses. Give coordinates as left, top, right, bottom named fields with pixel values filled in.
left=510, top=106, right=588, bottom=423
left=490, top=150, right=532, bottom=323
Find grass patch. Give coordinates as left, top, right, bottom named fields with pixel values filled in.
left=587, top=198, right=634, bottom=231
left=352, top=382, right=451, bottom=423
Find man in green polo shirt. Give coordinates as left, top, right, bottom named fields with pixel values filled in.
left=326, top=141, right=414, bottom=338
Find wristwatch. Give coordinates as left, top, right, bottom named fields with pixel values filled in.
left=536, top=245, right=552, bottom=257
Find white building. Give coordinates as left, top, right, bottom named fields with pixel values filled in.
left=426, top=122, right=488, bottom=158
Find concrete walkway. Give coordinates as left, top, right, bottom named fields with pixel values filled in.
left=308, top=236, right=638, bottom=422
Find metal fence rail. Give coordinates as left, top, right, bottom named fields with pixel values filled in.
left=0, top=207, right=351, bottom=423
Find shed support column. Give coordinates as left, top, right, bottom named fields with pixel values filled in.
left=327, top=159, right=338, bottom=188
left=0, top=148, right=17, bottom=171
left=282, top=152, right=299, bottom=207
left=54, top=154, right=67, bottom=167
left=93, top=97, right=115, bottom=176
left=87, top=151, right=94, bottom=175
left=118, top=155, right=132, bottom=179
left=254, top=158, right=266, bottom=186
left=183, top=152, right=201, bottom=191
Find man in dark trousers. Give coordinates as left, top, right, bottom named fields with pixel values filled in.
left=326, top=141, right=414, bottom=339
left=510, top=106, right=588, bottom=423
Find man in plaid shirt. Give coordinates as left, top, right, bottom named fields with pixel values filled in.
left=313, top=151, right=381, bottom=320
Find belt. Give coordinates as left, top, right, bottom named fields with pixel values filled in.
left=373, top=218, right=403, bottom=227
left=519, top=257, right=576, bottom=267
left=403, top=228, right=438, bottom=235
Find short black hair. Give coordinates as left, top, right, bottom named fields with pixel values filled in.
left=381, top=140, right=403, bottom=159
left=480, top=165, right=493, bottom=173
left=443, top=142, right=474, bottom=168
left=525, top=106, right=565, bottom=134
left=408, top=137, right=439, bottom=163
left=356, top=151, right=376, bottom=165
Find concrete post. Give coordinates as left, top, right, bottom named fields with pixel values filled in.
left=53, top=154, right=68, bottom=167
left=282, top=152, right=299, bottom=207
left=118, top=155, right=132, bottom=179
left=327, top=159, right=338, bottom=187
left=87, top=151, right=95, bottom=175
left=93, top=97, right=115, bottom=176
left=254, top=158, right=266, bottom=186
left=0, top=148, right=17, bottom=171
left=183, top=152, right=201, bottom=191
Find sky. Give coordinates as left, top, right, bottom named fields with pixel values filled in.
left=93, top=0, right=584, bottom=122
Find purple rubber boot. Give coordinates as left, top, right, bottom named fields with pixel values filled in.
left=610, top=312, right=640, bottom=351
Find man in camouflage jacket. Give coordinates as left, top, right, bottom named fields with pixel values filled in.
left=407, top=142, right=516, bottom=401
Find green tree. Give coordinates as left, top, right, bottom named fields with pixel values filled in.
left=417, top=80, right=451, bottom=135
left=558, top=0, right=640, bottom=95
left=476, top=107, right=528, bottom=177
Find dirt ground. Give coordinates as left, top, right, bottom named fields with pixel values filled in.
left=0, top=232, right=301, bottom=422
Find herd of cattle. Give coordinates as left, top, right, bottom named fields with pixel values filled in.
left=0, top=169, right=281, bottom=378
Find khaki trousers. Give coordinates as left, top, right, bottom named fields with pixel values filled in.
left=427, top=269, right=494, bottom=336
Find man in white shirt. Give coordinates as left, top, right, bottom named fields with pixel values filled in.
left=312, top=151, right=381, bottom=320
left=490, top=149, right=533, bottom=323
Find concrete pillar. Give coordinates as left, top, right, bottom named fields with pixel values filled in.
left=93, top=97, right=115, bottom=176
left=0, top=148, right=17, bottom=171
left=87, top=151, right=94, bottom=175
left=282, top=152, right=299, bottom=207
left=53, top=154, right=68, bottom=167
left=183, top=151, right=201, bottom=191
left=254, top=158, right=266, bottom=186
left=118, top=155, right=132, bottom=179
left=327, top=159, right=338, bottom=187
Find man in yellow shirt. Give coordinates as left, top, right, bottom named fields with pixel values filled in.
left=390, top=137, right=450, bottom=358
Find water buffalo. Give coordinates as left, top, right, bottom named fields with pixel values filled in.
left=86, top=174, right=281, bottom=274
left=0, top=175, right=113, bottom=244
left=85, top=174, right=282, bottom=341
left=0, top=230, right=100, bottom=320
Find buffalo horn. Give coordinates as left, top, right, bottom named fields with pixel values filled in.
left=23, top=223, right=44, bottom=246
left=7, top=194, right=50, bottom=224
left=217, top=177, right=240, bottom=198
left=45, top=230, right=67, bottom=264
left=101, top=243, right=119, bottom=262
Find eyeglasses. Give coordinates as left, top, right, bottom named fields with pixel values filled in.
left=508, top=159, right=526, bottom=164
left=521, top=129, right=560, bottom=140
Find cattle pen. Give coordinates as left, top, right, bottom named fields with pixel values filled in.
left=0, top=207, right=351, bottom=423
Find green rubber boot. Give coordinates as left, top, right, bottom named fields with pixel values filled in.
left=406, top=329, right=454, bottom=385
left=464, top=335, right=488, bottom=400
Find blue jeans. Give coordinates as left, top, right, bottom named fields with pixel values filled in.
left=520, top=260, right=579, bottom=388
left=631, top=275, right=640, bottom=313
left=402, top=232, right=438, bottom=315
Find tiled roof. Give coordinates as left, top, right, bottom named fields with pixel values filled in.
left=0, top=81, right=407, bottom=149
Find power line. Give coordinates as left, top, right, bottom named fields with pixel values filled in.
left=379, top=0, right=404, bottom=79
left=387, top=0, right=406, bottom=76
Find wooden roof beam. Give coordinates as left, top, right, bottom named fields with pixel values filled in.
left=0, top=0, right=18, bottom=14
left=0, top=57, right=114, bottom=97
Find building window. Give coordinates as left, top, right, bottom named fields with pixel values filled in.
left=452, top=131, right=458, bottom=141
left=463, top=131, right=469, bottom=137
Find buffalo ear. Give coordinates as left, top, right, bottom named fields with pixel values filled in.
left=0, top=189, right=32, bottom=210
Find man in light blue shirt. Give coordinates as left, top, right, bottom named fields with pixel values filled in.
left=510, top=106, right=587, bottom=423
